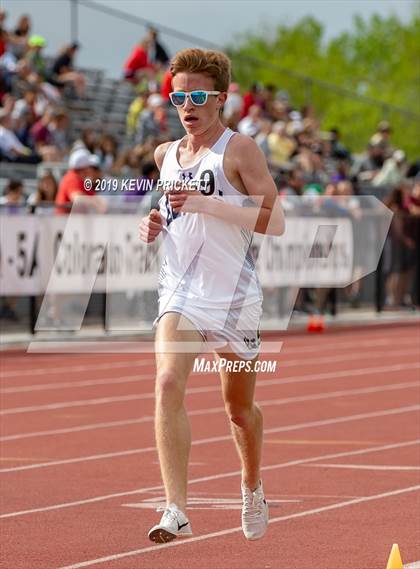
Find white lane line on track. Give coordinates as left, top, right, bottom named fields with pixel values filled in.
left=0, top=359, right=155, bottom=379
left=405, top=562, right=420, bottom=568
left=0, top=374, right=153, bottom=394
left=1, top=347, right=418, bottom=394
left=1, top=438, right=418, bottom=519
left=2, top=335, right=417, bottom=379
left=1, top=362, right=419, bottom=416
left=1, top=379, right=418, bottom=442
left=57, top=484, right=420, bottom=568
left=305, top=463, right=420, bottom=471
left=1, top=404, right=419, bottom=473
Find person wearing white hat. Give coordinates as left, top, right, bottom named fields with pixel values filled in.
left=55, top=149, right=106, bottom=213
left=372, top=148, right=407, bottom=188
left=136, top=93, right=167, bottom=144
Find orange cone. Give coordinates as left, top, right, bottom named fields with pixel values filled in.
left=386, top=544, right=403, bottom=569
left=307, top=315, right=317, bottom=332
left=315, top=314, right=325, bottom=332
left=307, top=314, right=325, bottom=333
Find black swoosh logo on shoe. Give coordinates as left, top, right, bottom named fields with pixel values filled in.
left=177, top=521, right=189, bottom=530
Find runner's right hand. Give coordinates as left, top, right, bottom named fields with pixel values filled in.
left=139, top=209, right=163, bottom=243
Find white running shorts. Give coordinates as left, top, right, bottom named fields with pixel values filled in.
left=154, top=293, right=262, bottom=360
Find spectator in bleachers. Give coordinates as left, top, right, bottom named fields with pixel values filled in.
left=0, top=177, right=26, bottom=322
left=328, top=127, right=351, bottom=160
left=55, top=148, right=106, bottom=214
left=7, top=59, right=32, bottom=97
left=336, top=179, right=362, bottom=215
left=71, top=126, right=97, bottom=154
left=27, top=169, right=58, bottom=209
left=371, top=120, right=394, bottom=158
left=160, top=68, right=172, bottom=102
left=295, top=141, right=329, bottom=186
left=0, top=9, right=7, bottom=58
left=12, top=14, right=31, bottom=39
left=409, top=179, right=420, bottom=216
left=223, top=82, right=243, bottom=127
left=123, top=37, right=153, bottom=83
left=14, top=114, right=35, bottom=153
left=372, top=149, right=407, bottom=188
left=241, top=83, right=260, bottom=118
left=25, top=34, right=48, bottom=79
left=124, top=160, right=159, bottom=206
left=384, top=183, right=417, bottom=307
left=136, top=93, right=167, bottom=145
left=0, top=177, right=25, bottom=209
left=11, top=83, right=37, bottom=122
left=267, top=120, right=296, bottom=167
left=146, top=27, right=169, bottom=68
left=30, top=107, right=69, bottom=161
left=9, top=14, right=31, bottom=60
left=270, top=99, right=290, bottom=122
left=260, top=84, right=277, bottom=117
left=0, top=108, right=41, bottom=162
left=97, top=134, right=118, bottom=173
left=255, top=119, right=272, bottom=159
left=238, top=104, right=262, bottom=137
left=48, top=42, right=86, bottom=97
left=407, top=159, right=420, bottom=179
left=278, top=168, right=306, bottom=213
left=350, top=139, right=386, bottom=183
left=32, top=71, right=62, bottom=107
left=126, top=91, right=147, bottom=138
left=49, top=108, right=69, bottom=153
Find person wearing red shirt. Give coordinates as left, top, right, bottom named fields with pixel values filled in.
left=241, top=83, right=260, bottom=118
left=55, top=149, right=106, bottom=214
left=160, top=68, right=172, bottom=101
left=0, top=9, right=7, bottom=58
left=123, top=38, right=154, bottom=82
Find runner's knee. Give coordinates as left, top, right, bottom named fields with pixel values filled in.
left=225, top=403, right=253, bottom=428
left=155, top=370, right=185, bottom=407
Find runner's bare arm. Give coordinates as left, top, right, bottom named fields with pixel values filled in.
left=138, top=141, right=173, bottom=243
left=154, top=141, right=173, bottom=172
left=170, top=136, right=285, bottom=236
left=221, top=135, right=285, bottom=235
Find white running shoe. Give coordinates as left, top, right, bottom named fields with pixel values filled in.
left=148, top=503, right=192, bottom=543
left=241, top=480, right=269, bottom=540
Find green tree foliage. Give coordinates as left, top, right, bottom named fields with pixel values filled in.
left=227, top=12, right=420, bottom=158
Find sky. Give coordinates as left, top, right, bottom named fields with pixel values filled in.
left=2, top=0, right=417, bottom=78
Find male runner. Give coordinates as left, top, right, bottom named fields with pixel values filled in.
left=139, top=48, right=285, bottom=543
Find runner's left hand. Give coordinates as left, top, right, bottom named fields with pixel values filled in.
left=168, top=190, right=207, bottom=214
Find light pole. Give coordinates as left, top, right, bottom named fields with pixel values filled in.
left=70, top=0, right=78, bottom=43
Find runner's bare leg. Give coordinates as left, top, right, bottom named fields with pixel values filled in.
left=217, top=353, right=262, bottom=490
left=154, top=312, right=203, bottom=511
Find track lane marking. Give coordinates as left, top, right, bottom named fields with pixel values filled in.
left=57, top=484, right=420, bottom=568
left=0, top=405, right=418, bottom=473
left=305, top=463, right=420, bottom=471
left=1, top=379, right=418, bottom=442
left=1, top=362, right=418, bottom=416
left=1, top=439, right=418, bottom=519
left=1, top=347, right=417, bottom=394
left=2, top=334, right=417, bottom=378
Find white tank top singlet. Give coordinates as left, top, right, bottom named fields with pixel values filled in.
left=158, top=128, right=263, bottom=309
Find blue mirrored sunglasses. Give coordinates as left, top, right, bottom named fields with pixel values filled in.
left=169, top=90, right=221, bottom=107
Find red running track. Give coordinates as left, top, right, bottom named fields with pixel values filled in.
left=0, top=324, right=419, bottom=569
